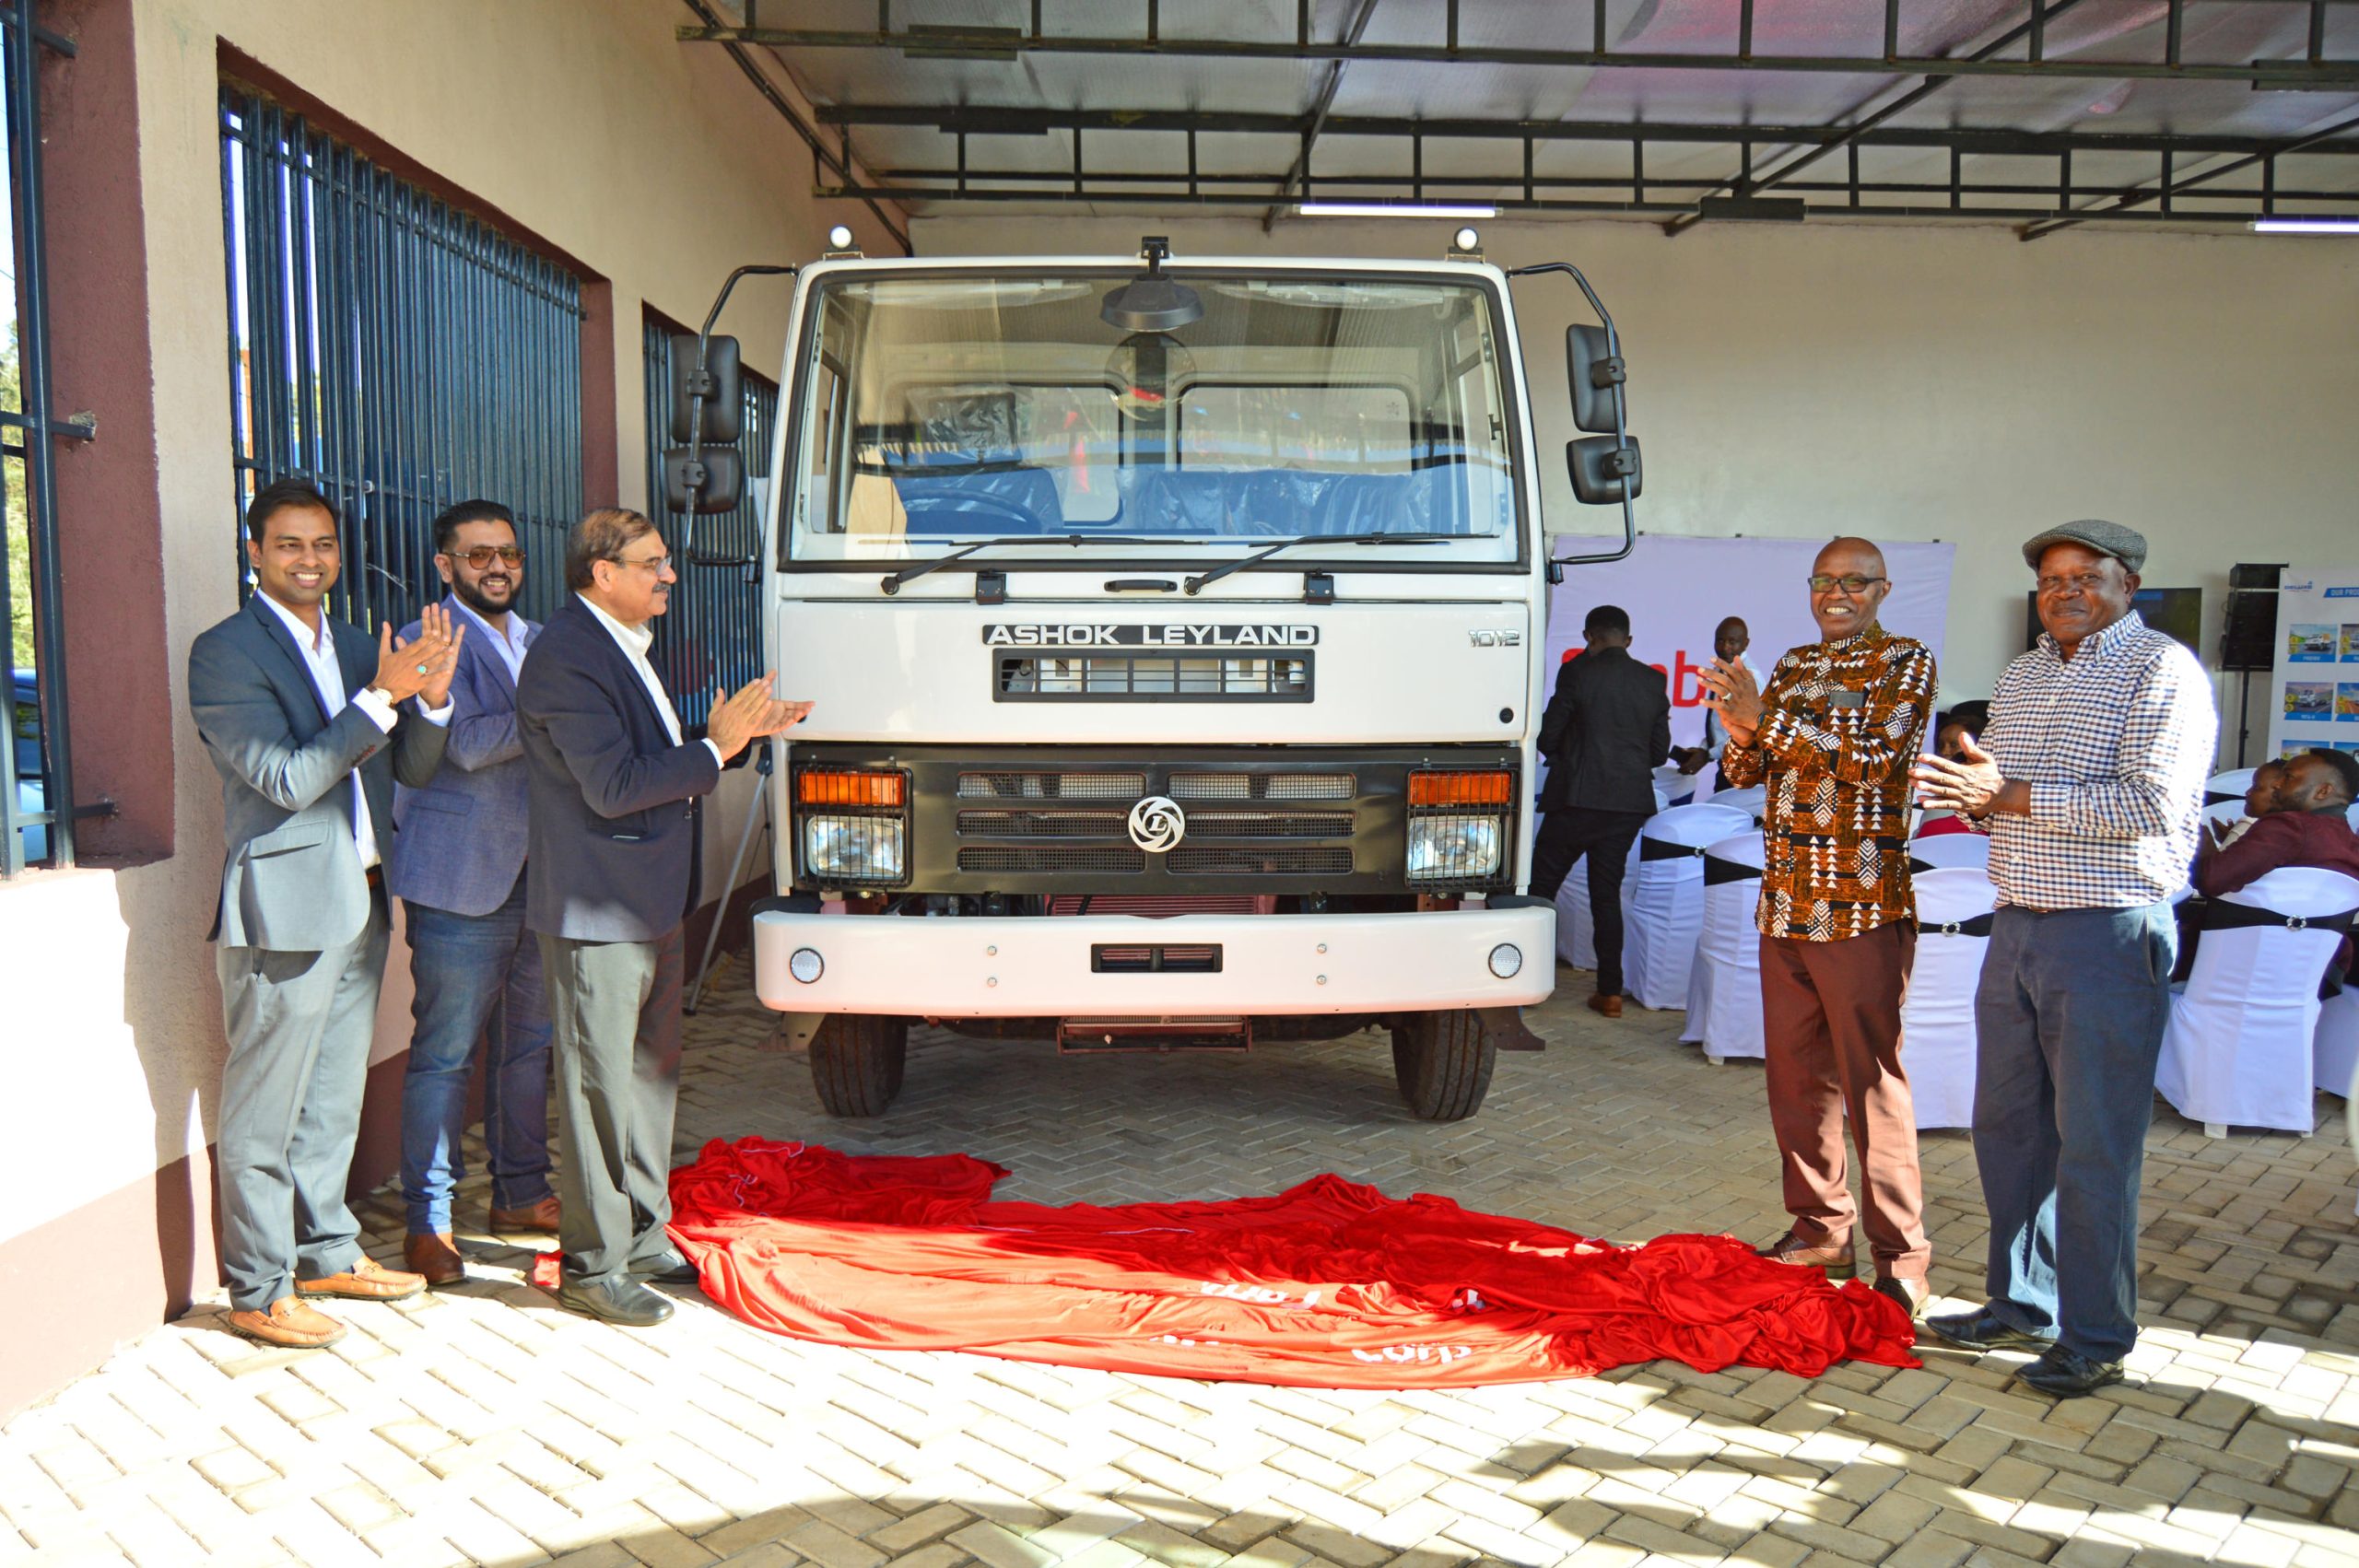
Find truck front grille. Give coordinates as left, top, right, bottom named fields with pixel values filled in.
left=1166, top=847, right=1355, bottom=875
left=957, top=847, right=1146, bottom=874
left=1170, top=771, right=1353, bottom=801
left=957, top=771, right=1145, bottom=800
left=995, top=651, right=1311, bottom=702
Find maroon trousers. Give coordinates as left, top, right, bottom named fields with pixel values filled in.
left=1759, top=923, right=1931, bottom=1281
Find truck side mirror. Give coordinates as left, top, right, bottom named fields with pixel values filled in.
left=1567, top=436, right=1641, bottom=505
left=1566, top=323, right=1625, bottom=435
left=664, top=447, right=745, bottom=514
left=668, top=333, right=743, bottom=443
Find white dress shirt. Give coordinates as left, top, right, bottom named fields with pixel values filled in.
left=452, top=596, right=533, bottom=684
left=253, top=591, right=452, bottom=871
left=578, top=595, right=725, bottom=767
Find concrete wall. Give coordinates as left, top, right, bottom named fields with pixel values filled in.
left=913, top=213, right=2359, bottom=747
left=0, top=0, right=891, bottom=1417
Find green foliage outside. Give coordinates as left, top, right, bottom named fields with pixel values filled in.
left=5, top=322, right=32, bottom=673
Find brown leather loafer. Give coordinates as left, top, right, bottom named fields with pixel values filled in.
left=487, top=1195, right=561, bottom=1235
left=404, top=1231, right=466, bottom=1288
left=297, top=1256, right=426, bottom=1302
left=1586, top=992, right=1623, bottom=1019
left=1758, top=1228, right=1857, bottom=1281
left=225, top=1296, right=346, bottom=1349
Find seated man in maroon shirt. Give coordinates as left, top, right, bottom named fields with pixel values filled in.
left=2193, top=748, right=2359, bottom=982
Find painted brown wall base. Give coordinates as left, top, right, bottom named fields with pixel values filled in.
left=0, top=1141, right=219, bottom=1421
left=1, top=882, right=765, bottom=1422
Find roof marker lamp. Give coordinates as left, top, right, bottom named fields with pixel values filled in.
left=2249, top=218, right=2359, bottom=234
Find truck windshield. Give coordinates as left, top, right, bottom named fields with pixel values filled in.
left=784, top=272, right=1520, bottom=567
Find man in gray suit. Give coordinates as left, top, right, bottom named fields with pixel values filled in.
left=518, top=508, right=807, bottom=1327
left=388, top=500, right=556, bottom=1287
left=190, top=478, right=463, bottom=1348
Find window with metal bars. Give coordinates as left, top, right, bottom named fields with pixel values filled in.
left=640, top=309, right=776, bottom=730
left=2, top=3, right=85, bottom=877
left=218, top=85, right=586, bottom=639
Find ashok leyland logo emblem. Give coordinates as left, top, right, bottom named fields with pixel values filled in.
left=1128, top=796, right=1186, bottom=853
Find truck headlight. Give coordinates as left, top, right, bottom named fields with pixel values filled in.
left=803, top=814, right=905, bottom=882
left=1405, top=816, right=1501, bottom=881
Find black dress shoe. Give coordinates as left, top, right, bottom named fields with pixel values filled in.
left=1922, top=1305, right=2054, bottom=1352
left=554, top=1275, right=675, bottom=1327
left=628, top=1248, right=699, bottom=1285
left=1873, top=1276, right=1930, bottom=1322
left=2015, top=1345, right=2125, bottom=1398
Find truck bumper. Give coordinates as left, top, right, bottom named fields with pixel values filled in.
left=752, top=906, right=1556, bottom=1017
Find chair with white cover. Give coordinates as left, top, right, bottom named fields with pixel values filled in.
left=1898, top=868, right=1999, bottom=1129
left=2202, top=799, right=2248, bottom=833
left=1909, top=835, right=1990, bottom=872
left=1709, top=784, right=1768, bottom=824
left=1681, top=833, right=1766, bottom=1064
left=2205, top=768, right=2257, bottom=807
left=2157, top=867, right=2359, bottom=1136
left=1653, top=763, right=1696, bottom=810
left=2316, top=988, right=2357, bottom=1102
left=1624, top=802, right=1754, bottom=1011
left=1553, top=784, right=1670, bottom=970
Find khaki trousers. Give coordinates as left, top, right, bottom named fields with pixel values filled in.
left=1760, top=922, right=1931, bottom=1281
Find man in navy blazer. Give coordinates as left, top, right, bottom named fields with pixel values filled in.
left=189, top=478, right=461, bottom=1348
left=517, top=507, right=808, bottom=1326
left=386, top=500, right=557, bottom=1287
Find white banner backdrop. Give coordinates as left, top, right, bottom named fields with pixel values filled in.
left=2266, top=564, right=2359, bottom=764
left=1544, top=535, right=1958, bottom=748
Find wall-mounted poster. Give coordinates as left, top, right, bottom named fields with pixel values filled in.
left=2266, top=565, right=2359, bottom=762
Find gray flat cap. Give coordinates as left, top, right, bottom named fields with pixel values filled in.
left=2022, top=519, right=2147, bottom=574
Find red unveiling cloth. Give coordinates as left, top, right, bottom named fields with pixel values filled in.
left=535, top=1138, right=1917, bottom=1388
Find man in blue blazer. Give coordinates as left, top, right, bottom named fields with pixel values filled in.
left=518, top=507, right=808, bottom=1326
left=387, top=500, right=556, bottom=1287
left=189, top=478, right=462, bottom=1348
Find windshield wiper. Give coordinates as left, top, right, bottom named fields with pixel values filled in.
left=1183, top=532, right=1467, bottom=596
left=879, top=534, right=1184, bottom=595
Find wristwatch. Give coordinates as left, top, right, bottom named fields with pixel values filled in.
left=366, top=685, right=395, bottom=707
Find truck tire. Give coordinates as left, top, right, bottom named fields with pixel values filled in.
left=1389, top=1009, right=1495, bottom=1120
left=810, top=1014, right=909, bottom=1117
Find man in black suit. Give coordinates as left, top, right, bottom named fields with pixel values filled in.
left=517, top=508, right=809, bottom=1326
left=1532, top=603, right=1672, bottom=1019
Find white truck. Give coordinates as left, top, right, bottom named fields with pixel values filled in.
left=674, top=235, right=1639, bottom=1120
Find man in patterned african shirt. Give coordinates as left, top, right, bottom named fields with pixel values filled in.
left=1704, top=536, right=1937, bottom=1321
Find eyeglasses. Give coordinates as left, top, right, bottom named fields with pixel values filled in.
left=444, top=545, right=523, bottom=568
left=1806, top=574, right=1886, bottom=593
left=614, top=552, right=674, bottom=575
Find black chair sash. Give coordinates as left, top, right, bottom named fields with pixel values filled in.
left=1703, top=853, right=1763, bottom=886
left=1911, top=912, right=1995, bottom=937
left=2199, top=901, right=2359, bottom=937
left=1640, top=837, right=1713, bottom=862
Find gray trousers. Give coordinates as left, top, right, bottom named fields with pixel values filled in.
left=214, top=888, right=391, bottom=1311
left=539, top=926, right=686, bottom=1281
left=1973, top=901, right=2175, bottom=1363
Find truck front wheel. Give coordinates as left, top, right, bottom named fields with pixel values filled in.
left=1389, top=1009, right=1496, bottom=1121
left=810, top=1014, right=910, bottom=1117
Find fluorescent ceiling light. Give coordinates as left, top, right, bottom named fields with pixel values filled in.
left=2249, top=218, right=2359, bottom=233
left=1297, top=202, right=1498, bottom=219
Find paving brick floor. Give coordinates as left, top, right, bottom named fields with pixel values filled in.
left=6, top=959, right=2357, bottom=1568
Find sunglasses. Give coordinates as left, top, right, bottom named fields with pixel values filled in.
left=1806, top=574, right=1886, bottom=593
left=444, top=545, right=524, bottom=568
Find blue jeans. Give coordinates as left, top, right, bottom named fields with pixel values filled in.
left=1972, top=901, right=2175, bottom=1363
left=400, top=872, right=554, bottom=1234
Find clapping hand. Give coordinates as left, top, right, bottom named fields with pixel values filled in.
left=1696, top=657, right=1765, bottom=744
left=706, top=671, right=812, bottom=763
left=1910, top=731, right=2008, bottom=817
left=372, top=603, right=465, bottom=707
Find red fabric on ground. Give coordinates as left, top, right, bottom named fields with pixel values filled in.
left=536, top=1138, right=1919, bottom=1387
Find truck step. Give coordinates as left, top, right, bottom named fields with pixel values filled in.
left=1057, top=1017, right=1252, bottom=1053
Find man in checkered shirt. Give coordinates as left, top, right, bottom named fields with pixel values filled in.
left=1913, top=520, right=2215, bottom=1398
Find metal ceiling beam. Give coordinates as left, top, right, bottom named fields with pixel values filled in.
left=2021, top=103, right=2359, bottom=236
left=1663, top=0, right=2100, bottom=235
left=813, top=104, right=2359, bottom=161
left=1263, top=0, right=1382, bottom=230
left=681, top=22, right=2359, bottom=88
left=676, top=0, right=911, bottom=254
